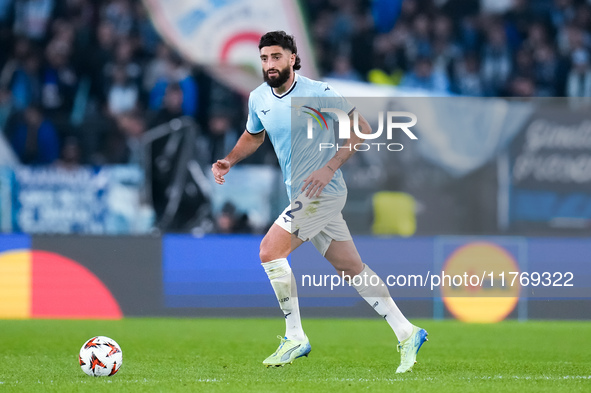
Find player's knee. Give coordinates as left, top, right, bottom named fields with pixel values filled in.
left=259, top=232, right=290, bottom=262
left=335, top=264, right=363, bottom=278
left=259, top=245, right=275, bottom=263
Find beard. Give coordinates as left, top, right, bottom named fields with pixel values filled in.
left=263, top=66, right=291, bottom=88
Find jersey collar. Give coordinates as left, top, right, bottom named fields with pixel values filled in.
left=271, top=73, right=298, bottom=99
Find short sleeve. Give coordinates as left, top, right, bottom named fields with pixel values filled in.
left=246, top=94, right=264, bottom=134
left=320, top=83, right=355, bottom=121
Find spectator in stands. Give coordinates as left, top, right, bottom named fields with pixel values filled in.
left=0, top=36, right=33, bottom=89
left=452, top=52, right=484, bottom=96
left=481, top=23, right=513, bottom=96
left=558, top=24, right=587, bottom=57
left=400, top=56, right=450, bottom=92
left=207, top=111, right=238, bottom=165
left=148, top=82, right=184, bottom=127
left=533, top=43, right=560, bottom=96
left=503, top=0, right=535, bottom=48
left=371, top=28, right=406, bottom=79
left=0, top=86, right=13, bottom=131
left=349, top=9, right=375, bottom=80
left=96, top=121, right=126, bottom=164
left=51, top=18, right=75, bottom=48
left=101, top=0, right=133, bottom=38
left=55, top=135, right=82, bottom=169
left=1, top=39, right=43, bottom=116
left=507, top=75, right=536, bottom=97
left=309, top=8, right=334, bottom=74
left=106, top=64, right=138, bottom=115
left=149, top=53, right=197, bottom=117
left=65, top=0, right=96, bottom=71
left=327, top=0, right=357, bottom=57
left=431, top=15, right=460, bottom=78
left=143, top=42, right=170, bottom=93
left=550, top=0, right=576, bottom=29
left=326, top=55, right=362, bottom=81
left=513, top=48, right=535, bottom=79
left=87, top=21, right=116, bottom=105
left=405, top=14, right=433, bottom=63
left=13, top=0, right=55, bottom=42
left=65, top=0, right=95, bottom=31
left=566, top=48, right=591, bottom=99
left=103, top=38, right=142, bottom=96
left=573, top=2, right=591, bottom=32
left=114, top=110, right=145, bottom=165
left=8, top=104, right=59, bottom=164
left=40, top=38, right=78, bottom=132
left=457, top=15, right=480, bottom=54
left=397, top=0, right=420, bottom=27
left=97, top=109, right=145, bottom=165
left=8, top=52, right=42, bottom=110
left=523, top=22, right=550, bottom=53
left=134, top=1, right=160, bottom=56
left=216, top=201, right=252, bottom=234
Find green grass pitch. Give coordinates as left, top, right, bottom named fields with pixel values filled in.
left=0, top=318, right=589, bottom=392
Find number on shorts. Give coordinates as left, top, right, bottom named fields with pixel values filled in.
left=284, top=201, right=303, bottom=222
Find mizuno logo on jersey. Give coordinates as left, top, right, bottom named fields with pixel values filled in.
left=261, top=109, right=270, bottom=115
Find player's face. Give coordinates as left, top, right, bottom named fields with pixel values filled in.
left=260, top=45, right=295, bottom=88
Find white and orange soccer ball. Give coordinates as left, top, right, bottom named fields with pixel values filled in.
left=79, top=336, right=122, bottom=377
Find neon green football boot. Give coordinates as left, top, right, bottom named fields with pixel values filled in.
left=396, top=325, right=428, bottom=373
left=263, top=335, right=311, bottom=367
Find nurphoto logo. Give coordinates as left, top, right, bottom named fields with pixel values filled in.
left=304, top=108, right=418, bottom=152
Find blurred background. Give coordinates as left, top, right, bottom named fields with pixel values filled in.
left=0, top=0, right=590, bottom=321
left=0, top=0, right=590, bottom=236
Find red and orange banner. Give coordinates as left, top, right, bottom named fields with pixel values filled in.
left=0, top=250, right=122, bottom=319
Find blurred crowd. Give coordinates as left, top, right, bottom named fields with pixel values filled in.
left=1, top=0, right=591, bottom=168
left=0, top=0, right=588, bottom=235
left=0, top=0, right=260, bottom=168
left=311, top=0, right=591, bottom=97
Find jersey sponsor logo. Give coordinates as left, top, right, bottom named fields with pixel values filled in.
left=261, top=109, right=271, bottom=115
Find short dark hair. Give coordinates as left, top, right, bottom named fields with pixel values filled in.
left=258, top=31, right=301, bottom=70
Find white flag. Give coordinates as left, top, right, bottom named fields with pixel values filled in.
left=143, top=0, right=317, bottom=92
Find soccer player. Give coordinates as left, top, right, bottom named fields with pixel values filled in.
left=211, top=31, right=428, bottom=373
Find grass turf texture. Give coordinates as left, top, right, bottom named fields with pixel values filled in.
left=0, top=318, right=589, bottom=392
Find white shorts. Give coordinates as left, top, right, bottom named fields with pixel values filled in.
left=274, top=193, right=352, bottom=256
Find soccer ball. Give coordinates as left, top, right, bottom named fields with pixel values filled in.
left=79, top=336, right=122, bottom=377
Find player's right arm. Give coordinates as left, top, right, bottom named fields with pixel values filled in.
left=213, top=91, right=265, bottom=185
left=211, top=130, right=265, bottom=185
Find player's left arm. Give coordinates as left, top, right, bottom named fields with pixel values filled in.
left=301, top=111, right=372, bottom=198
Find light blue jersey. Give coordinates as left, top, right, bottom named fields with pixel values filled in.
left=246, top=74, right=354, bottom=200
